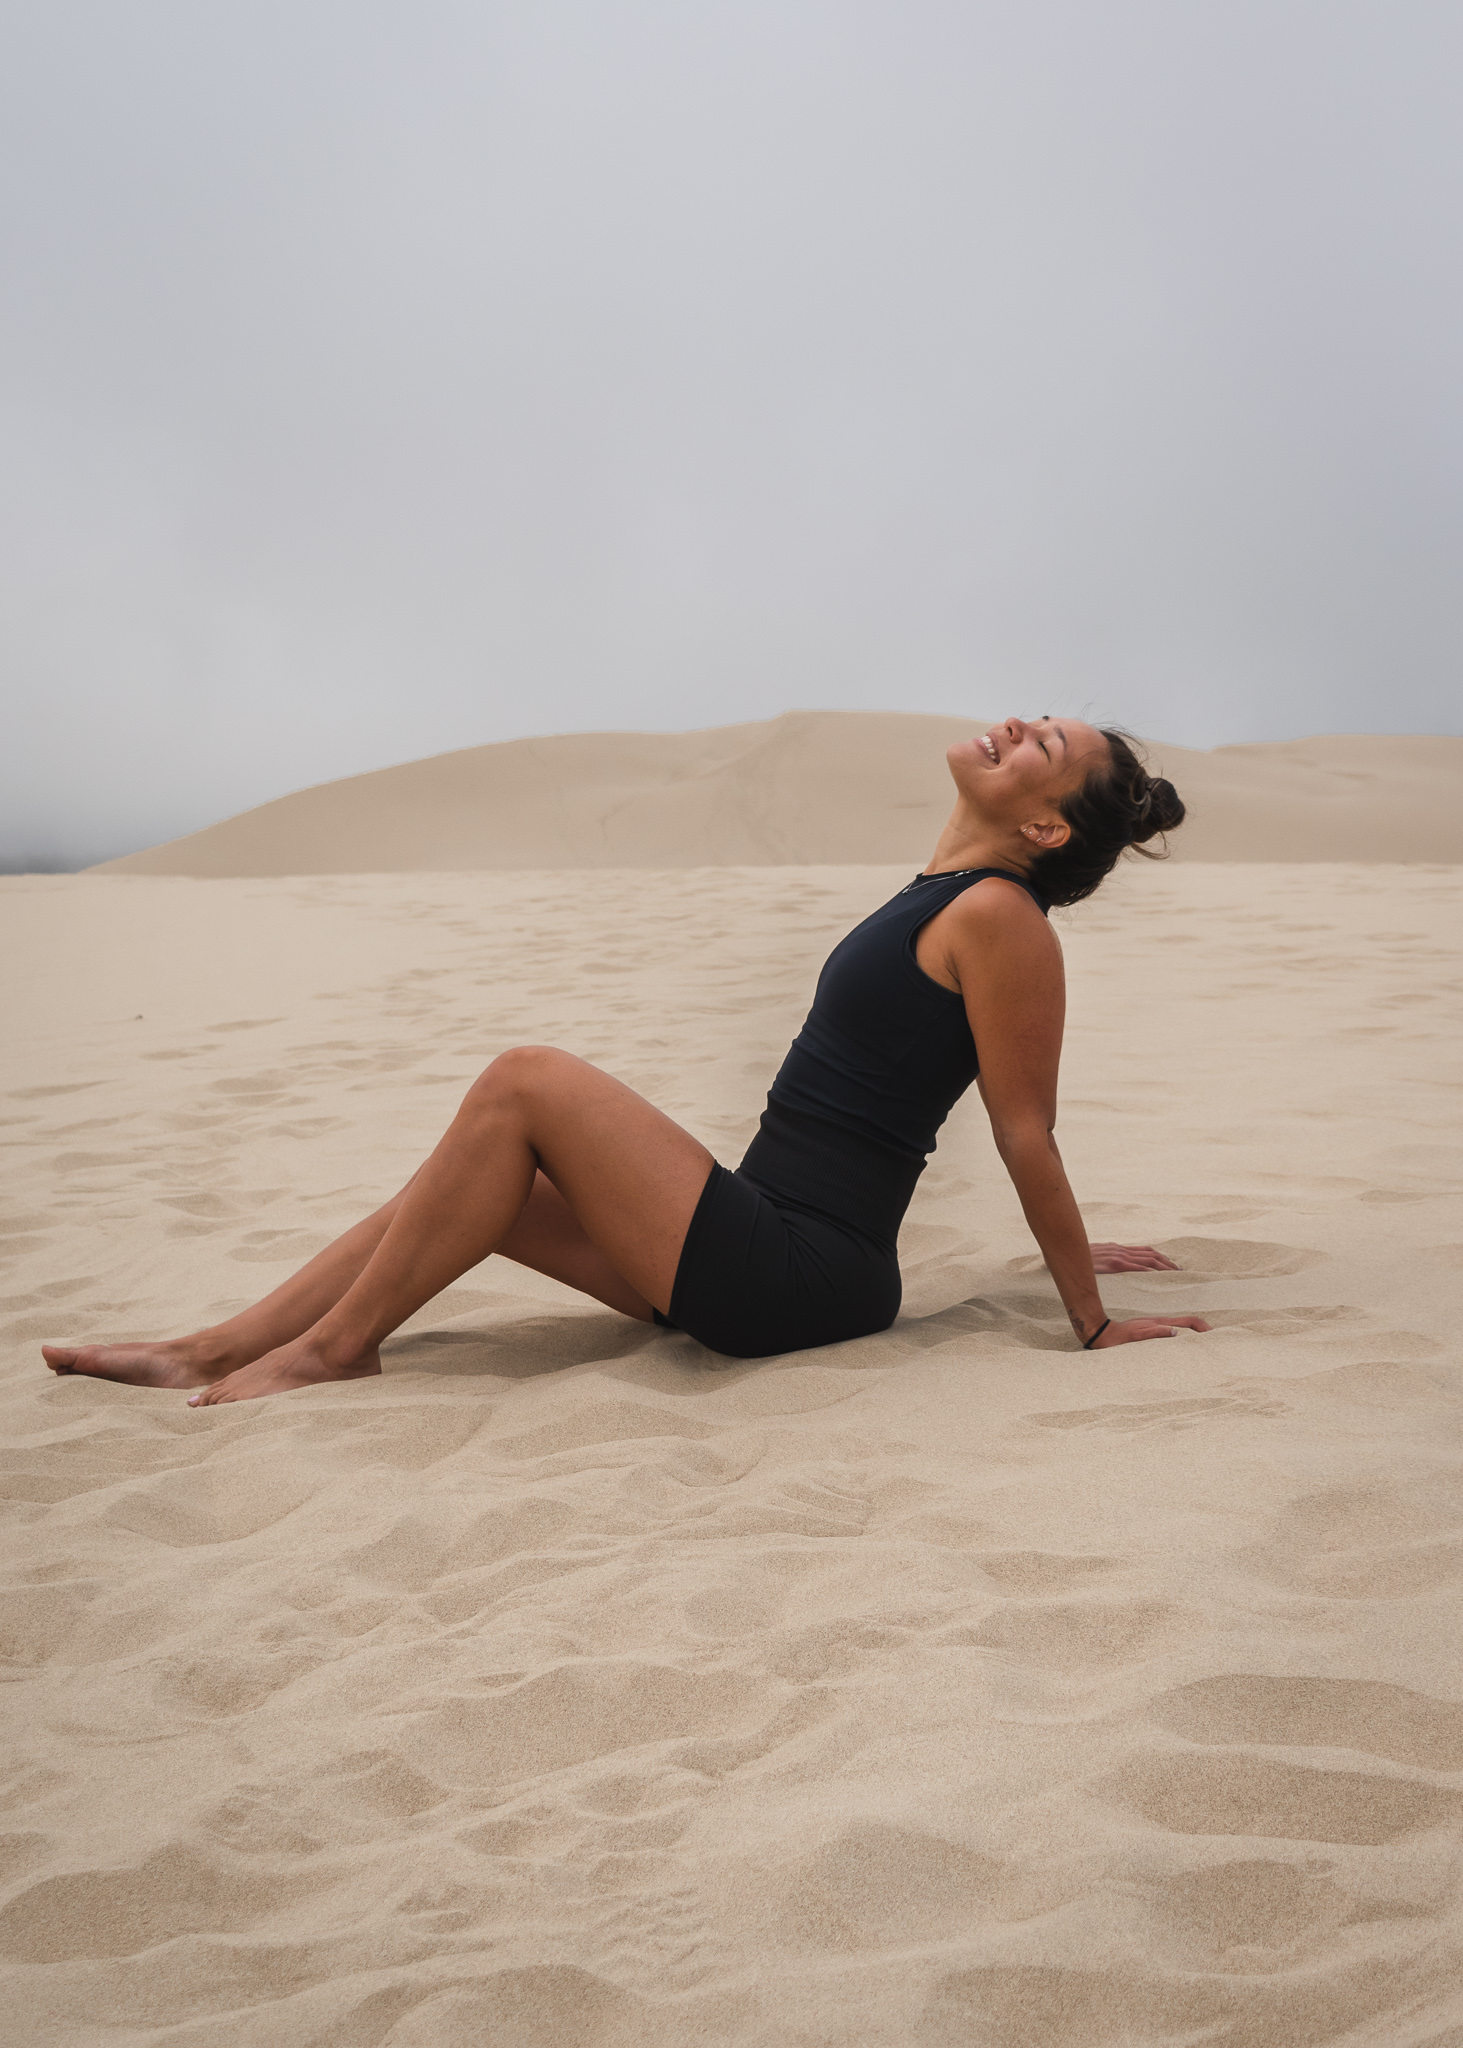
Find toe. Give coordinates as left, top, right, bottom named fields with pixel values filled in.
left=195, top=1372, right=248, bottom=1405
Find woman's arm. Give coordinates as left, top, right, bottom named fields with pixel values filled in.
left=934, top=885, right=1209, bottom=1349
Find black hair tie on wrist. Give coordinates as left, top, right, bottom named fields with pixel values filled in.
left=1082, top=1319, right=1111, bottom=1350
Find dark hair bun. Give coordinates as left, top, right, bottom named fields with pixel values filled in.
left=1028, top=729, right=1187, bottom=907
left=1130, top=774, right=1185, bottom=844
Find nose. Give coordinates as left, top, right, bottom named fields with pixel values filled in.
left=1002, top=716, right=1028, bottom=743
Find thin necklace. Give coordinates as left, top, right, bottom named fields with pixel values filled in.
left=899, top=863, right=1034, bottom=896
left=899, top=864, right=988, bottom=894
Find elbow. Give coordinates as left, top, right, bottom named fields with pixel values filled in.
left=990, top=1117, right=1056, bottom=1167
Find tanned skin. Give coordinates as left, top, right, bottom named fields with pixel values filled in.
left=43, top=714, right=1207, bottom=1402
left=916, top=715, right=1208, bottom=1348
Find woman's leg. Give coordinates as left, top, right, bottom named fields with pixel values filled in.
left=497, top=1172, right=659, bottom=1320
left=43, top=1188, right=416, bottom=1390
left=42, top=1160, right=656, bottom=1392
left=175, top=1044, right=711, bottom=1403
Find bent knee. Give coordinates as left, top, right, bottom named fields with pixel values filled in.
left=465, top=1045, right=582, bottom=1110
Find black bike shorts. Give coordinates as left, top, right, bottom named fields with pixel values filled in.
left=655, top=1162, right=901, bottom=1359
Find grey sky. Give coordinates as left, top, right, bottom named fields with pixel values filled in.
left=3, top=1, right=1460, bottom=863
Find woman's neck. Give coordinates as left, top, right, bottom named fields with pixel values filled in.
left=923, top=804, right=1030, bottom=878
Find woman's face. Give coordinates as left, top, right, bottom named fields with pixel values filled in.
left=947, top=715, right=1108, bottom=830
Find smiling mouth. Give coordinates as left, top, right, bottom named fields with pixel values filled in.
left=979, top=733, right=998, bottom=763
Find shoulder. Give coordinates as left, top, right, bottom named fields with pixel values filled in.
left=936, top=877, right=1063, bottom=1004
left=944, top=875, right=1059, bottom=950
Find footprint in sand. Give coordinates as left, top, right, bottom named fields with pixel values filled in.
left=228, top=1228, right=333, bottom=1264
left=953, top=1595, right=1182, bottom=1668
left=752, top=1818, right=1067, bottom=1950
left=972, top=1551, right=1118, bottom=1595
left=391, top=1659, right=775, bottom=1790
left=1105, top=1750, right=1460, bottom=1846
left=489, top=1398, right=716, bottom=1461
left=920, top=1961, right=1246, bottom=2048
left=312, top=1748, right=446, bottom=1821
left=105, top=1460, right=317, bottom=1548
left=153, top=1647, right=321, bottom=1718
left=1296, top=1360, right=1450, bottom=1406
left=1105, top=1662, right=1463, bottom=1859
left=200, top=1788, right=325, bottom=1855
left=1242, top=1477, right=1463, bottom=1598
left=379, top=1968, right=647, bottom=2048
left=1149, top=1674, right=1463, bottom=1771
left=1025, top=1389, right=1289, bottom=1433
left=1143, top=1857, right=1355, bottom=1959
left=0, top=1584, right=97, bottom=1666
left=0, top=1842, right=301, bottom=1963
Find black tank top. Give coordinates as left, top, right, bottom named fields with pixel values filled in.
left=765, top=866, right=1049, bottom=1163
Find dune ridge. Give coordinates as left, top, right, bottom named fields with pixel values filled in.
left=98, top=710, right=1463, bottom=875
left=3, top=855, right=1461, bottom=2042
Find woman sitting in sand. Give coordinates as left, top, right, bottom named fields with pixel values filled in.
left=45, top=716, right=1211, bottom=1404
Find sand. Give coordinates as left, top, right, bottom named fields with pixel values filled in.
left=97, top=711, right=1463, bottom=875
left=3, top=848, right=1461, bottom=2044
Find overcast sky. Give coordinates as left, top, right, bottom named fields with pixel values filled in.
left=3, top=1, right=1460, bottom=863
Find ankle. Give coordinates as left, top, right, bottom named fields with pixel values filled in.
left=300, top=1320, right=375, bottom=1377
left=183, top=1330, right=252, bottom=1375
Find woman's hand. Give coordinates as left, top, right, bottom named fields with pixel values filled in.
left=1089, top=1314, right=1211, bottom=1347
left=1090, top=1243, right=1178, bottom=1273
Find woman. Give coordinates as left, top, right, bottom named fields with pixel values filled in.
left=44, top=716, right=1210, bottom=1405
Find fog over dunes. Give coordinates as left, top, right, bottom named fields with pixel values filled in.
left=5, top=6, right=1463, bottom=870
left=96, top=713, right=1463, bottom=875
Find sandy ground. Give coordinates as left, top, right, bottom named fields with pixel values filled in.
left=2, top=859, right=1461, bottom=2045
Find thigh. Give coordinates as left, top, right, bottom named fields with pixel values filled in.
left=497, top=1172, right=656, bottom=1322
left=488, top=1047, right=716, bottom=1316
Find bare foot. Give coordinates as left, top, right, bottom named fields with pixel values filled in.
left=188, top=1337, right=382, bottom=1406
left=42, top=1338, right=233, bottom=1390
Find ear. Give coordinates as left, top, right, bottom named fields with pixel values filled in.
left=1021, top=816, right=1071, bottom=850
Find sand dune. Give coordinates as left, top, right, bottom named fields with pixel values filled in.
left=98, top=711, right=1463, bottom=874
left=3, top=856, right=1461, bottom=2043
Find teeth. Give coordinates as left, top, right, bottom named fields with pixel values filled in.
left=980, top=735, right=997, bottom=761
